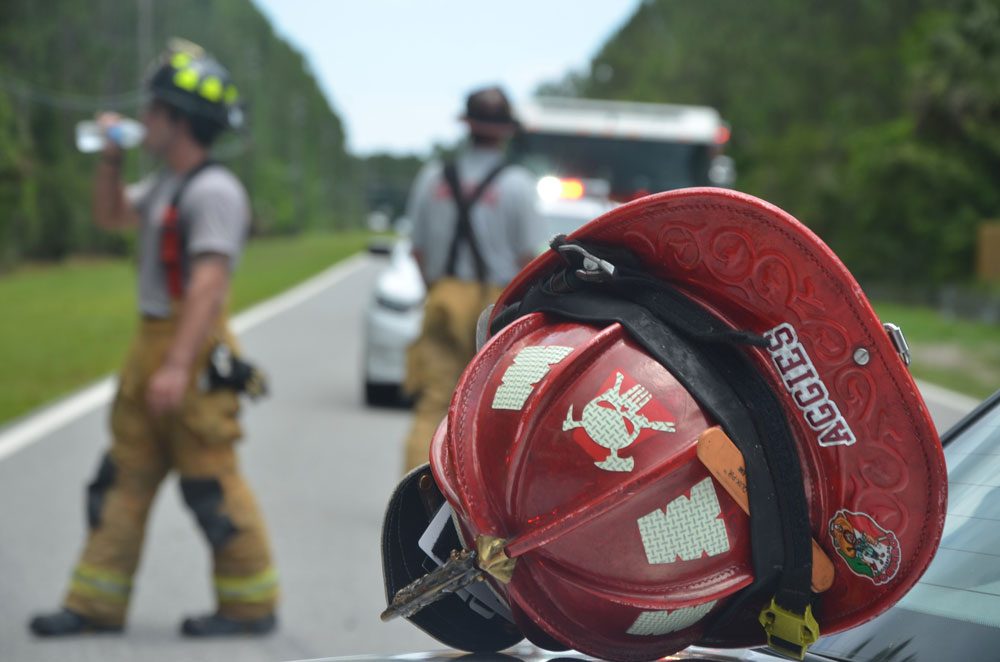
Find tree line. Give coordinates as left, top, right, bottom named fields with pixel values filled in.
left=4, top=0, right=998, bottom=289
left=543, top=0, right=1000, bottom=286
left=0, top=0, right=363, bottom=266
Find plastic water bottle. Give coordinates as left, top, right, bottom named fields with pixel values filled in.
left=75, top=118, right=146, bottom=153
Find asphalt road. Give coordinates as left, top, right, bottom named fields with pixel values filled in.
left=0, top=255, right=980, bottom=662
left=0, top=258, right=438, bottom=662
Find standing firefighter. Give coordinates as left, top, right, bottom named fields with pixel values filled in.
left=403, top=86, right=545, bottom=472
left=29, top=40, right=278, bottom=637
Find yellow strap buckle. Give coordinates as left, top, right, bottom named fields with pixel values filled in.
left=758, top=598, right=820, bottom=660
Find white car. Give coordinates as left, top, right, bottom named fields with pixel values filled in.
left=363, top=237, right=426, bottom=406
left=360, top=191, right=611, bottom=408
left=362, top=96, right=735, bottom=407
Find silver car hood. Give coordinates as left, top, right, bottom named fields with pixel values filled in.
left=296, top=643, right=829, bottom=661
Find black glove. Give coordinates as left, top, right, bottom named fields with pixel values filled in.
left=207, top=343, right=269, bottom=399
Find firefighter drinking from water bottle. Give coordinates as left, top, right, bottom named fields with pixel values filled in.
left=29, top=39, right=278, bottom=638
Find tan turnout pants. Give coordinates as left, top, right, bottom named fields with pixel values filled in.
left=63, top=316, right=277, bottom=627
left=403, top=278, right=503, bottom=472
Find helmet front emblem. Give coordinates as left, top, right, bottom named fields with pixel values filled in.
left=563, top=372, right=676, bottom=472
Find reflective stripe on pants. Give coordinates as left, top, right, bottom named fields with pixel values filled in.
left=215, top=567, right=280, bottom=605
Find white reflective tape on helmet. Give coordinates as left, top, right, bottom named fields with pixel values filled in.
left=637, top=478, right=729, bottom=564
left=627, top=600, right=717, bottom=636
left=492, top=346, right=573, bottom=411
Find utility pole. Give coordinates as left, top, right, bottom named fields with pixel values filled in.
left=136, top=0, right=153, bottom=172
left=242, top=44, right=261, bottom=205
left=290, top=95, right=306, bottom=232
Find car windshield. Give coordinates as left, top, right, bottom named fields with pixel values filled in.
left=809, top=394, right=1000, bottom=661
left=510, top=131, right=712, bottom=197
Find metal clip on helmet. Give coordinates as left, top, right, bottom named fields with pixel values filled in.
left=381, top=188, right=947, bottom=661
left=146, top=38, right=244, bottom=131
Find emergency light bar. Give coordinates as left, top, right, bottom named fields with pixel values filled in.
left=537, top=176, right=585, bottom=201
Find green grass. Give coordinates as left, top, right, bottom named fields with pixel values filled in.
left=0, top=232, right=369, bottom=424
left=2, top=247, right=996, bottom=424
left=872, top=302, right=1000, bottom=400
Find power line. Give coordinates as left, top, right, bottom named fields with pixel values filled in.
left=0, top=71, right=145, bottom=112
left=0, top=68, right=253, bottom=158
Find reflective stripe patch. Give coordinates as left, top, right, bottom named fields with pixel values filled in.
left=491, top=346, right=573, bottom=411
left=627, top=601, right=717, bottom=636
left=562, top=372, right=676, bottom=473
left=173, top=67, right=199, bottom=92
left=215, top=567, right=279, bottom=603
left=70, top=563, right=132, bottom=603
left=200, top=76, right=223, bottom=102
left=637, top=478, right=729, bottom=564
left=170, top=52, right=193, bottom=69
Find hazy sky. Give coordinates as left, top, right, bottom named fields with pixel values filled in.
left=251, top=0, right=641, bottom=156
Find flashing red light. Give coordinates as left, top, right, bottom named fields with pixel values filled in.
left=538, top=176, right=587, bottom=201
left=715, top=125, right=732, bottom=145
left=561, top=178, right=585, bottom=199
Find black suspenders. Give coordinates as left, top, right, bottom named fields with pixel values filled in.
left=441, top=159, right=508, bottom=283
left=160, top=160, right=215, bottom=299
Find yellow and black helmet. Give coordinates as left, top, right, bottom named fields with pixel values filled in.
left=147, top=38, right=243, bottom=130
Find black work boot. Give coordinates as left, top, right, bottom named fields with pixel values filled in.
left=29, top=608, right=123, bottom=636
left=180, top=611, right=277, bottom=637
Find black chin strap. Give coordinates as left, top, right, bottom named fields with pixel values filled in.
left=492, top=236, right=817, bottom=658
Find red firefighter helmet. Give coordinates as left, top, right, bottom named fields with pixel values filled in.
left=381, top=188, right=947, bottom=661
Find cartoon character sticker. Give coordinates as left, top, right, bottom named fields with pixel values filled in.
left=563, top=372, right=676, bottom=472
left=828, top=509, right=901, bottom=585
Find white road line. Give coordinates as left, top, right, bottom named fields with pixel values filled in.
left=230, top=254, right=366, bottom=335
left=0, top=254, right=984, bottom=464
left=0, top=254, right=369, bottom=463
left=0, top=379, right=117, bottom=463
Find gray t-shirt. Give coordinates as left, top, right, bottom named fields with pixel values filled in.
left=407, top=146, right=546, bottom=286
left=126, top=165, right=250, bottom=318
